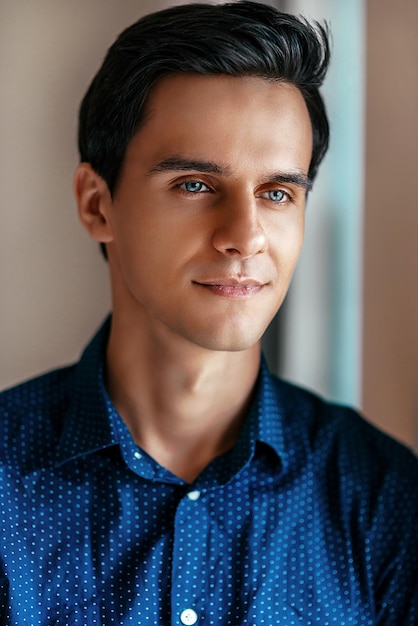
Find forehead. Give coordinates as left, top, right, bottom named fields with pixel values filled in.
left=126, top=73, right=313, bottom=175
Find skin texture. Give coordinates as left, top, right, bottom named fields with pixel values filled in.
left=74, top=74, right=313, bottom=481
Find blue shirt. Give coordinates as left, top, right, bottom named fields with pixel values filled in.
left=1, top=318, right=417, bottom=625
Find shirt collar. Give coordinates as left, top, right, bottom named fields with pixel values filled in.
left=55, top=317, right=290, bottom=471
left=55, top=316, right=117, bottom=466
left=254, top=356, right=290, bottom=469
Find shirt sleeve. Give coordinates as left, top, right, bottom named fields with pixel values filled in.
left=0, top=569, right=10, bottom=626
left=372, top=474, right=418, bottom=624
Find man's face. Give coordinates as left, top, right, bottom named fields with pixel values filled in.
left=105, top=74, right=313, bottom=352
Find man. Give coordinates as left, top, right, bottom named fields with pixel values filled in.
left=1, top=2, right=417, bottom=624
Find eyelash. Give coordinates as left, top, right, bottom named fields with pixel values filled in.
left=259, top=189, right=291, bottom=204
left=176, top=180, right=212, bottom=195
left=174, top=179, right=293, bottom=204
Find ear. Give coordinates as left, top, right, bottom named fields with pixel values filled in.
left=73, top=163, right=114, bottom=244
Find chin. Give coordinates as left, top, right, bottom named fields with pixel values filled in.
left=186, top=323, right=267, bottom=353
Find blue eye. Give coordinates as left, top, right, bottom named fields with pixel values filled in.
left=268, top=189, right=287, bottom=202
left=179, top=181, right=210, bottom=193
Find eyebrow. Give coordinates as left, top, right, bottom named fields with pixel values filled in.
left=267, top=172, right=313, bottom=192
left=147, top=156, right=230, bottom=176
left=147, top=155, right=312, bottom=192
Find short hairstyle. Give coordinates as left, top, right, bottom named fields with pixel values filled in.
left=78, top=1, right=330, bottom=257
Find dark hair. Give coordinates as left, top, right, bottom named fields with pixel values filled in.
left=78, top=1, right=330, bottom=257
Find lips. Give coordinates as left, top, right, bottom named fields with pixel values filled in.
left=193, top=278, right=266, bottom=298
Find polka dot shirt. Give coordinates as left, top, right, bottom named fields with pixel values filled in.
left=1, top=318, right=417, bottom=625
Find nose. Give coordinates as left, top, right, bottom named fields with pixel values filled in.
left=212, top=194, right=268, bottom=258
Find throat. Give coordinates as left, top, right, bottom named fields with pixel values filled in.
left=105, top=321, right=261, bottom=482
left=113, top=379, right=255, bottom=483
left=141, top=423, right=242, bottom=483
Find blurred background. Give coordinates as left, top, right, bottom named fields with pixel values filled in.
left=0, top=0, right=417, bottom=451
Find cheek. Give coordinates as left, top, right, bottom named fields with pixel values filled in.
left=270, top=215, right=305, bottom=271
left=111, top=213, right=194, bottom=294
left=292, top=225, right=305, bottom=262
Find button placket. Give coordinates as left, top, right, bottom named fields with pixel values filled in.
left=171, top=490, right=208, bottom=625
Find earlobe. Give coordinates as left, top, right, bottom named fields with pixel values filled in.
left=73, top=163, right=114, bottom=243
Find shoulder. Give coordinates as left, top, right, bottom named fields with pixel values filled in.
left=270, top=376, right=418, bottom=571
left=0, top=366, right=76, bottom=468
left=0, top=366, right=76, bottom=418
left=269, top=375, right=418, bottom=495
left=268, top=376, right=418, bottom=617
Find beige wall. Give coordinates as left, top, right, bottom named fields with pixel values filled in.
left=363, top=0, right=418, bottom=446
left=363, top=0, right=418, bottom=449
left=0, top=1, right=169, bottom=389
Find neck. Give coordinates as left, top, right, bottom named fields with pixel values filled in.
left=105, top=311, right=261, bottom=483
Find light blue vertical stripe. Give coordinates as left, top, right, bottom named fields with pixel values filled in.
left=325, top=0, right=365, bottom=405
left=277, top=0, right=365, bottom=407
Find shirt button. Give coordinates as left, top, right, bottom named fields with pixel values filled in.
left=180, top=608, right=198, bottom=625
left=187, top=490, right=201, bottom=501
left=133, top=451, right=142, bottom=460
